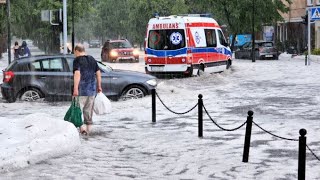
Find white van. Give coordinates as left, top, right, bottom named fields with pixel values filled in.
left=144, top=14, right=232, bottom=77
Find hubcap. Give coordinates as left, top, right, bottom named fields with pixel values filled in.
left=121, top=88, right=144, bottom=100
left=21, top=90, right=41, bottom=101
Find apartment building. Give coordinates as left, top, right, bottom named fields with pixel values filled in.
left=276, top=0, right=320, bottom=53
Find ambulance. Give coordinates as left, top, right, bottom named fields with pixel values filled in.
left=144, top=14, right=232, bottom=77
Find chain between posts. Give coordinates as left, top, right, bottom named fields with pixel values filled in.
left=155, top=92, right=198, bottom=115
left=202, top=103, right=247, bottom=131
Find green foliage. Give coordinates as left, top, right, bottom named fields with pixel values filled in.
left=312, top=48, right=320, bottom=55
left=0, top=0, right=293, bottom=51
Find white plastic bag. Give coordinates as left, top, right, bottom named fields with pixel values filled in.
left=94, top=92, right=112, bottom=115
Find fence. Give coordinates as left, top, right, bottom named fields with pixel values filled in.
left=150, top=89, right=320, bottom=180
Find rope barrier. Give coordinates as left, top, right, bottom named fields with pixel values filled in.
left=156, top=92, right=198, bottom=115
left=252, top=121, right=298, bottom=142
left=203, top=104, right=247, bottom=131
left=306, top=144, right=320, bottom=161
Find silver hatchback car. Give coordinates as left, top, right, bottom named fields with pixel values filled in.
left=234, top=41, right=278, bottom=60
left=1, top=55, right=157, bottom=102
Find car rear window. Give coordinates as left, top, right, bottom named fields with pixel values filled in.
left=261, top=42, right=273, bottom=47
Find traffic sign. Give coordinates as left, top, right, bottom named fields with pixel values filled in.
left=310, top=7, right=320, bottom=21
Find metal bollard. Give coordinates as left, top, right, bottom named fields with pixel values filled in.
left=305, top=54, right=307, bottom=66
left=198, top=94, right=203, bottom=137
left=152, top=89, right=156, bottom=123
left=298, top=129, right=307, bottom=180
left=242, top=110, right=254, bottom=162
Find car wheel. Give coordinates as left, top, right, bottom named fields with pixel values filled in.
left=20, top=88, right=43, bottom=102
left=120, top=85, right=146, bottom=101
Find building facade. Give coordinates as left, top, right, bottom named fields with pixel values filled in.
left=277, top=0, right=320, bottom=53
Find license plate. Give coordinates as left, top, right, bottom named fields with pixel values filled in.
left=265, top=55, right=273, bottom=57
left=151, top=66, right=164, bottom=71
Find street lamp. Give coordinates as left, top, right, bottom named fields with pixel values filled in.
left=252, top=0, right=255, bottom=62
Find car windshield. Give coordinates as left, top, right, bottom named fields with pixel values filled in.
left=97, top=61, right=112, bottom=72
left=90, top=40, right=100, bottom=43
left=148, top=29, right=186, bottom=50
left=110, top=41, right=132, bottom=49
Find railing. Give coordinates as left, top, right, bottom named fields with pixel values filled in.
left=151, top=89, right=320, bottom=180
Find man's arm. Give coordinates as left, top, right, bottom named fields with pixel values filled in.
left=73, top=70, right=80, bottom=96
left=96, top=70, right=102, bottom=93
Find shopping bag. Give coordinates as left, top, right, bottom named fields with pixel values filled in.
left=94, top=92, right=112, bottom=115
left=64, top=97, right=83, bottom=127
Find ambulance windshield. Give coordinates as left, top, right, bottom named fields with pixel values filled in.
left=148, top=29, right=185, bottom=50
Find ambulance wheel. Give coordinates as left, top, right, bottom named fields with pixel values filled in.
left=226, top=59, right=232, bottom=69
left=185, top=66, right=193, bottom=77
left=197, top=64, right=205, bottom=76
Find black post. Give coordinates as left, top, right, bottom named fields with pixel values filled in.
left=6, top=0, right=11, bottom=64
left=151, top=89, right=156, bottom=123
left=251, top=0, right=255, bottom=63
left=198, top=94, right=203, bottom=137
left=305, top=53, right=307, bottom=66
left=242, top=110, right=254, bottom=162
left=298, top=129, right=307, bottom=180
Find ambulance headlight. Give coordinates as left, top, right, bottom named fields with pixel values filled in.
left=146, top=79, right=157, bottom=86
left=110, top=50, right=118, bottom=57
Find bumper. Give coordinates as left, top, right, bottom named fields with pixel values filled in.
left=1, top=84, right=17, bottom=102
left=111, top=56, right=139, bottom=63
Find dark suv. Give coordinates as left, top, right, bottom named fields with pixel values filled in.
left=234, top=41, right=279, bottom=60
left=101, top=39, right=139, bottom=63
left=1, top=55, right=157, bottom=103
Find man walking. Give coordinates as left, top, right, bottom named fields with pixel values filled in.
left=73, top=44, right=102, bottom=135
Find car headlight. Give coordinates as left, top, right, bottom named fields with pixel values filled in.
left=110, top=50, right=118, bottom=57
left=133, top=49, right=140, bottom=56
left=146, top=79, right=157, bottom=86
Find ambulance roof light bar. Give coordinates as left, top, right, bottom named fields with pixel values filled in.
left=177, top=13, right=213, bottom=18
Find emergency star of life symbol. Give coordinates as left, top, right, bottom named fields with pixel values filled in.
left=170, top=32, right=182, bottom=45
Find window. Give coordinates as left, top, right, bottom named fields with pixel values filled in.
left=205, top=29, right=217, bottom=47
left=66, top=58, right=74, bottom=72
left=217, top=30, right=227, bottom=46
left=148, top=29, right=186, bottom=50
left=30, top=61, right=41, bottom=71
left=317, top=0, right=320, bottom=5
left=307, top=0, right=314, bottom=6
left=42, top=58, right=64, bottom=72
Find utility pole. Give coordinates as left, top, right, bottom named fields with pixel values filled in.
left=6, top=0, right=11, bottom=64
left=63, top=0, right=68, bottom=54
left=252, top=0, right=256, bottom=62
left=71, top=0, right=75, bottom=53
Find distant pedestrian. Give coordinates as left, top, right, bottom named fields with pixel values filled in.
left=13, top=41, right=20, bottom=59
left=18, top=41, right=31, bottom=58
left=73, top=44, right=102, bottom=135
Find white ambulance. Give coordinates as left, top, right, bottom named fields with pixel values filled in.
left=144, top=14, right=232, bottom=77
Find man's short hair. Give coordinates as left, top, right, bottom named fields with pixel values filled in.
left=74, top=44, right=85, bottom=52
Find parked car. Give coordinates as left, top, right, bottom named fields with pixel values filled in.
left=234, top=41, right=278, bottom=60
left=101, top=39, right=139, bottom=63
left=89, top=40, right=101, bottom=48
left=1, top=55, right=157, bottom=103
